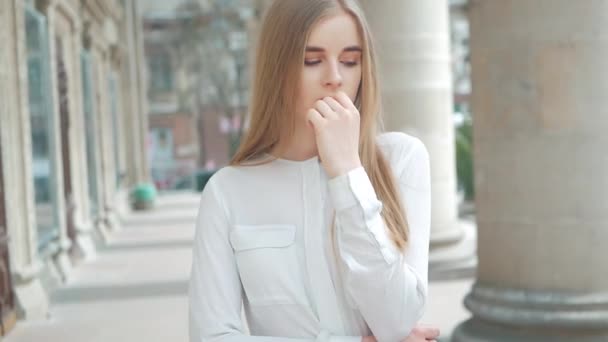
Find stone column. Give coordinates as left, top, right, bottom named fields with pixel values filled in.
left=362, top=0, right=474, bottom=275
left=44, top=0, right=74, bottom=283
left=122, top=0, right=147, bottom=188
left=452, top=1, right=608, bottom=341
left=81, top=14, right=110, bottom=241
left=133, top=0, right=151, bottom=184
left=0, top=0, right=50, bottom=320
left=53, top=0, right=99, bottom=262
left=96, top=47, right=121, bottom=233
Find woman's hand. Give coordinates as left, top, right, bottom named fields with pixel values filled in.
left=401, top=324, right=441, bottom=342
left=361, top=324, right=441, bottom=342
left=306, top=91, right=362, bottom=179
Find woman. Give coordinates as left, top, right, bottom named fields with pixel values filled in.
left=189, top=1, right=438, bottom=341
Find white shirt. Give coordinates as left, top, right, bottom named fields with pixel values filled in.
left=189, top=132, right=431, bottom=342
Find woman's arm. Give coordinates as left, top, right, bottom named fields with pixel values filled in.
left=189, top=177, right=362, bottom=342
left=327, top=137, right=432, bottom=342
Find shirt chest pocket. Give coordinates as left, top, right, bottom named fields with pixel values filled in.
left=230, top=224, right=307, bottom=306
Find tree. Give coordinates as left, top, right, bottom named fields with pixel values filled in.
left=173, top=0, right=253, bottom=163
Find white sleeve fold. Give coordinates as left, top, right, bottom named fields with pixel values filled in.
left=188, top=179, right=363, bottom=342
left=327, top=140, right=432, bottom=342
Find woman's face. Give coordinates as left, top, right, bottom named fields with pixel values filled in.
left=296, top=11, right=363, bottom=126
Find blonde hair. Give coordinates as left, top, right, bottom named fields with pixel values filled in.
left=230, top=0, right=410, bottom=251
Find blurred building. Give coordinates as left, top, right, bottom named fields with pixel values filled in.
left=141, top=0, right=255, bottom=190
left=0, top=0, right=148, bottom=334
left=142, top=1, right=203, bottom=190
left=450, top=0, right=471, bottom=115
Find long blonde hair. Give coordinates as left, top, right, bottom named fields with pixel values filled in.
left=230, top=0, right=410, bottom=251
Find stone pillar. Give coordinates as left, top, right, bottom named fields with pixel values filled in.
left=133, top=0, right=151, bottom=184
left=0, top=0, right=50, bottom=320
left=52, top=0, right=99, bottom=263
left=452, top=1, right=608, bottom=341
left=42, top=0, right=74, bottom=283
left=122, top=0, right=148, bottom=188
left=80, top=14, right=110, bottom=241
left=362, top=0, right=474, bottom=275
left=95, top=48, right=120, bottom=233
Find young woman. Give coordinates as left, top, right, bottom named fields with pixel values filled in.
left=189, top=1, right=437, bottom=341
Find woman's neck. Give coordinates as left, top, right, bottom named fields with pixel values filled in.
left=272, top=126, right=318, bottom=161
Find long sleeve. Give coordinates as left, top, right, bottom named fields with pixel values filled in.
left=189, top=178, right=363, bottom=342
left=327, top=138, right=431, bottom=342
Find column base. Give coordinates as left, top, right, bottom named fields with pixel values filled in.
left=452, top=318, right=608, bottom=342
left=54, top=247, right=73, bottom=283
left=452, top=283, right=608, bottom=341
left=430, top=220, right=476, bottom=281
left=105, top=207, right=123, bottom=232
left=114, top=188, right=132, bottom=218
left=12, top=262, right=50, bottom=321
left=431, top=222, right=465, bottom=247
left=70, top=234, right=98, bottom=263
left=70, top=214, right=99, bottom=263
left=38, top=242, right=64, bottom=291
left=68, top=206, right=99, bottom=263
left=13, top=278, right=49, bottom=321
left=95, top=217, right=112, bottom=244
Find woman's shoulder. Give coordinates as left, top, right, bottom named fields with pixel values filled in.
left=205, top=163, right=257, bottom=186
left=377, top=131, right=429, bottom=167
left=203, top=158, right=277, bottom=192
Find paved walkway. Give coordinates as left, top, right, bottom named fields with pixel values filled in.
left=4, top=191, right=472, bottom=342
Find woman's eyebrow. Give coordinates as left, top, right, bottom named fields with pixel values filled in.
left=305, top=45, right=362, bottom=53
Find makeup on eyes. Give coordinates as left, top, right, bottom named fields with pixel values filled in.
left=304, top=53, right=360, bottom=67
left=304, top=47, right=361, bottom=67
left=304, top=59, right=359, bottom=67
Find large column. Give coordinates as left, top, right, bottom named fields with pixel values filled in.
left=122, top=0, right=149, bottom=187
left=0, top=0, right=50, bottom=320
left=452, top=1, right=608, bottom=341
left=53, top=0, right=99, bottom=262
left=94, top=47, right=120, bottom=233
left=133, top=0, right=151, bottom=184
left=101, top=12, right=125, bottom=230
left=362, top=0, right=474, bottom=274
left=44, top=1, right=74, bottom=281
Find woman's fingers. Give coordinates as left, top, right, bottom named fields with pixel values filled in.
left=334, top=91, right=358, bottom=112
left=306, top=108, right=325, bottom=130
left=414, top=325, right=440, bottom=339
left=314, top=99, right=338, bottom=119
left=321, top=96, right=344, bottom=114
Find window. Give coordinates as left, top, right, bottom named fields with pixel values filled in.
left=25, top=5, right=60, bottom=249
left=148, top=52, right=174, bottom=92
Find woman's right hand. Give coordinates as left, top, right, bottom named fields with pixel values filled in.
left=361, top=324, right=440, bottom=342
left=401, top=324, right=440, bottom=342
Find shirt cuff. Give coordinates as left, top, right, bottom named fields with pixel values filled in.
left=327, top=166, right=378, bottom=212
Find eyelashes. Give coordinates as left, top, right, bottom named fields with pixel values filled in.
left=304, top=60, right=360, bottom=67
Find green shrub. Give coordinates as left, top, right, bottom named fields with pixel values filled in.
left=131, top=183, right=157, bottom=210
left=456, top=118, right=475, bottom=201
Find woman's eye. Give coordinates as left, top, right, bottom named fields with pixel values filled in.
left=342, top=61, right=359, bottom=67
left=304, top=60, right=321, bottom=66
left=304, top=60, right=359, bottom=67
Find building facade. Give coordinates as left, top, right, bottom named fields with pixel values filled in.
left=0, top=0, right=149, bottom=334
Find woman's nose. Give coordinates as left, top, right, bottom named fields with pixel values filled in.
left=323, top=61, right=343, bottom=88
